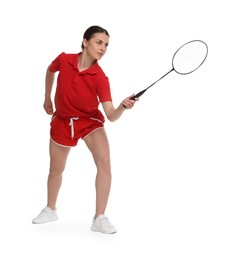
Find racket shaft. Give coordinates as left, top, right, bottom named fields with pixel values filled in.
left=131, top=68, right=174, bottom=100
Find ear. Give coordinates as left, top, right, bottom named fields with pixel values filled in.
left=82, top=38, right=88, bottom=48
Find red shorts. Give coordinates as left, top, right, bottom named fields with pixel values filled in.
left=50, top=115, right=104, bottom=147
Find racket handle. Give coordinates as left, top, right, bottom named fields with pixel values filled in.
left=133, top=89, right=148, bottom=99
left=122, top=90, right=146, bottom=107
left=130, top=96, right=136, bottom=100
left=122, top=95, right=138, bottom=108
left=129, top=91, right=145, bottom=101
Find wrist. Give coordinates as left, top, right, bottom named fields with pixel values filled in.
left=44, top=94, right=51, bottom=100
left=119, top=103, right=126, bottom=111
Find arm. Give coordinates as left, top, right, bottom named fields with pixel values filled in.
left=43, top=69, right=55, bottom=115
left=102, top=95, right=138, bottom=122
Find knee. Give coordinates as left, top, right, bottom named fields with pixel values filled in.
left=49, top=160, right=66, bottom=176
left=95, top=156, right=111, bottom=172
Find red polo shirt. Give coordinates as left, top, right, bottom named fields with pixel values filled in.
left=48, top=52, right=112, bottom=122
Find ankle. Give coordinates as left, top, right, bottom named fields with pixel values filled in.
left=47, top=205, right=56, bottom=211
left=94, top=213, right=105, bottom=219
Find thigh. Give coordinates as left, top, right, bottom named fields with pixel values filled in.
left=83, top=128, right=110, bottom=164
left=49, top=139, right=71, bottom=172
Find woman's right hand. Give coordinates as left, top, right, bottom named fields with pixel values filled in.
left=43, top=98, right=53, bottom=115
left=122, top=94, right=139, bottom=109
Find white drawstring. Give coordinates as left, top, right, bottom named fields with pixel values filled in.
left=69, top=117, right=79, bottom=139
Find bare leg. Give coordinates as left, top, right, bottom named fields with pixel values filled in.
left=84, top=128, right=112, bottom=218
left=47, top=139, right=71, bottom=210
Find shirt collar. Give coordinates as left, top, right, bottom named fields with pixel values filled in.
left=69, top=52, right=99, bottom=75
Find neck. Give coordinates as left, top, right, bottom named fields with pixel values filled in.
left=78, top=51, right=96, bottom=72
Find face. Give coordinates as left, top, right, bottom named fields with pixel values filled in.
left=83, top=33, right=109, bottom=61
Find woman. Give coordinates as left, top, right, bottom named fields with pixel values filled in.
left=32, top=25, right=138, bottom=234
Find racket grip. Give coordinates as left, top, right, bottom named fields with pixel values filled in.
left=130, top=95, right=137, bottom=100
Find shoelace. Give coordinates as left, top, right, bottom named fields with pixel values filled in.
left=40, top=208, right=50, bottom=216
left=99, top=216, right=111, bottom=226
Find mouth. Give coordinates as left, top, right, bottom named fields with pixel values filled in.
left=97, top=52, right=104, bottom=58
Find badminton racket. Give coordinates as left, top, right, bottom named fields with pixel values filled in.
left=130, top=40, right=208, bottom=100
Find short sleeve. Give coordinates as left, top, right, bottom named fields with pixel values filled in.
left=48, top=52, right=65, bottom=72
left=96, top=75, right=112, bottom=102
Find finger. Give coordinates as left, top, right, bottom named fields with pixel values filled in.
left=128, top=93, right=136, bottom=100
left=122, top=100, right=134, bottom=109
left=48, top=109, right=53, bottom=115
left=46, top=107, right=53, bottom=115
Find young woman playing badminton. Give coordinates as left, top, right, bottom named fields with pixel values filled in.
left=32, top=25, right=138, bottom=234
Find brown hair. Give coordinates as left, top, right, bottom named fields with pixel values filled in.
left=81, top=25, right=110, bottom=49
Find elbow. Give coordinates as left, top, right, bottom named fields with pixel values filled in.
left=107, top=116, right=116, bottom=122
left=106, top=113, right=117, bottom=122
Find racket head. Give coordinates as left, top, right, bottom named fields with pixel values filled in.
left=172, top=40, right=208, bottom=75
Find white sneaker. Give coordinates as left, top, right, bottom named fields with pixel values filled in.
left=91, top=214, right=117, bottom=234
left=32, top=207, right=58, bottom=224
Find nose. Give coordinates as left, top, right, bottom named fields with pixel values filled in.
left=100, top=44, right=107, bottom=53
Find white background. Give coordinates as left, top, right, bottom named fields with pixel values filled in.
left=1, top=0, right=228, bottom=259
